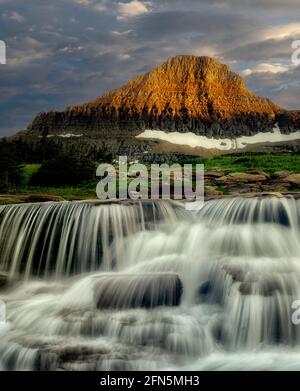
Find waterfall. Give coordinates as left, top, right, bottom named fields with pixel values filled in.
left=0, top=200, right=184, bottom=279
left=1, top=197, right=300, bottom=370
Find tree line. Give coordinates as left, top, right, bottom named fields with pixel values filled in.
left=0, top=138, right=105, bottom=193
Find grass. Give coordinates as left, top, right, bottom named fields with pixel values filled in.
left=16, top=185, right=97, bottom=200
left=12, top=164, right=98, bottom=200
left=179, top=153, right=300, bottom=173
left=21, top=164, right=41, bottom=185
left=207, top=153, right=300, bottom=173
left=2, top=152, right=299, bottom=202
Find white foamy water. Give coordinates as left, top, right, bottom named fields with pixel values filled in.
left=1, top=198, right=300, bottom=370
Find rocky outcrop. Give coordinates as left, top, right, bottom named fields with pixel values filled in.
left=205, top=171, right=300, bottom=195
left=0, top=272, right=8, bottom=289
left=216, top=172, right=268, bottom=184
left=26, top=55, right=300, bottom=141
left=94, top=273, right=183, bottom=309
left=277, top=110, right=300, bottom=134
left=0, top=194, right=65, bottom=205
left=285, top=174, right=300, bottom=187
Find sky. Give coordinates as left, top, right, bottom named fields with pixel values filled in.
left=0, top=0, right=300, bottom=136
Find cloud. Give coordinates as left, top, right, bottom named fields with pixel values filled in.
left=7, top=37, right=51, bottom=66
left=117, top=1, right=151, bottom=20
left=93, top=2, right=108, bottom=13
left=242, top=63, right=289, bottom=76
left=223, top=37, right=296, bottom=62
left=245, top=65, right=300, bottom=109
left=1, top=0, right=300, bottom=135
left=263, top=22, right=300, bottom=40
left=151, top=0, right=300, bottom=11
left=68, top=0, right=109, bottom=13
left=2, top=11, right=25, bottom=22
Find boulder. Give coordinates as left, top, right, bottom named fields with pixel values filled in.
left=94, top=273, right=183, bottom=310
left=205, top=186, right=223, bottom=196
left=271, top=171, right=291, bottom=180
left=261, top=184, right=289, bottom=193
left=205, top=170, right=225, bottom=178
left=0, top=194, right=65, bottom=205
left=0, top=273, right=9, bottom=289
left=239, top=279, right=286, bottom=297
left=216, top=172, right=268, bottom=184
left=247, top=170, right=270, bottom=179
left=19, top=194, right=65, bottom=203
left=285, top=174, right=300, bottom=187
left=0, top=196, right=25, bottom=205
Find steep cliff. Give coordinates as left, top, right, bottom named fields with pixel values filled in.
left=28, top=55, right=298, bottom=138
left=24, top=53, right=300, bottom=165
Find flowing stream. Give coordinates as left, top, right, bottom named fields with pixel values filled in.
left=1, top=197, right=300, bottom=371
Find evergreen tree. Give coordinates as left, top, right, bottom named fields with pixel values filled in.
left=30, top=154, right=96, bottom=186
left=0, top=139, right=24, bottom=192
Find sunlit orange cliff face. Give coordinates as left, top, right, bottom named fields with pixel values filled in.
left=28, top=55, right=299, bottom=138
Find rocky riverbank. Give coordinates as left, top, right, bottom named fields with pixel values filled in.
left=1, top=171, right=300, bottom=205
left=204, top=171, right=300, bottom=195
left=0, top=194, right=65, bottom=205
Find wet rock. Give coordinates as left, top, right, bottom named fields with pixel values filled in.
left=239, top=282, right=252, bottom=295
left=222, top=265, right=245, bottom=282
left=21, top=194, right=65, bottom=203
left=0, top=272, right=9, bottom=289
left=227, top=184, right=253, bottom=194
left=261, top=185, right=289, bottom=193
left=259, top=192, right=285, bottom=198
left=198, top=280, right=212, bottom=296
left=0, top=196, right=25, bottom=205
left=239, top=279, right=285, bottom=297
left=0, top=194, right=65, bottom=205
left=94, top=273, right=183, bottom=309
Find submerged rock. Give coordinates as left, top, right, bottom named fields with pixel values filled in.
left=94, top=273, right=183, bottom=309
left=0, top=272, right=9, bottom=289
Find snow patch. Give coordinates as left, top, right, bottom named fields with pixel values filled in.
left=58, top=133, right=83, bottom=138
left=136, top=125, right=300, bottom=151
left=38, top=133, right=83, bottom=139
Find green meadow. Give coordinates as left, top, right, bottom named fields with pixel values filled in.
left=8, top=153, right=298, bottom=200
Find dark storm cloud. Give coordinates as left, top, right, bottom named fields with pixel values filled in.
left=0, top=0, right=299, bottom=136
left=132, top=9, right=259, bottom=44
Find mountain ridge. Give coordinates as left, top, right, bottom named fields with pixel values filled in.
left=67, top=55, right=281, bottom=122
left=26, top=55, right=300, bottom=157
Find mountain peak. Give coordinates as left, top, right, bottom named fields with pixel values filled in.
left=29, top=55, right=294, bottom=144
left=160, top=55, right=230, bottom=74
left=69, top=55, right=281, bottom=120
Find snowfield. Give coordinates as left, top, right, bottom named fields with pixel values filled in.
left=136, top=125, right=300, bottom=151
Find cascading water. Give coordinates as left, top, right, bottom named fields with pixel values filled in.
left=1, top=197, right=300, bottom=370
left=0, top=200, right=182, bottom=279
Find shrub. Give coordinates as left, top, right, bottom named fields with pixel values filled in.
left=30, top=154, right=96, bottom=186
left=0, top=139, right=24, bottom=192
